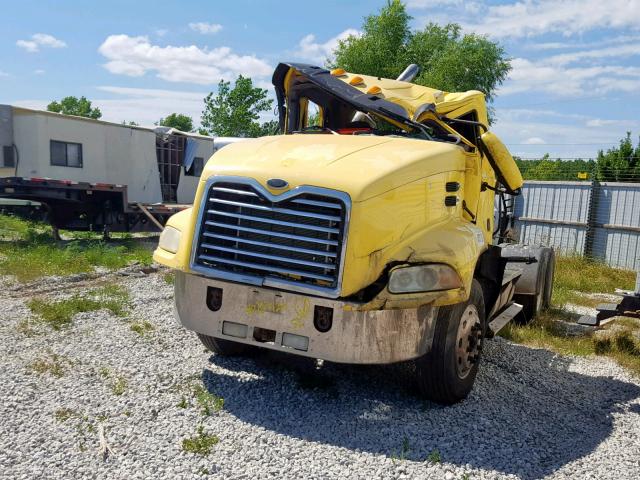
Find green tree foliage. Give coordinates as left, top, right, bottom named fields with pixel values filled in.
left=201, top=75, right=276, bottom=137
left=596, top=132, right=640, bottom=181
left=331, top=1, right=511, bottom=111
left=159, top=113, right=194, bottom=132
left=47, top=96, right=102, bottom=119
left=516, top=156, right=596, bottom=181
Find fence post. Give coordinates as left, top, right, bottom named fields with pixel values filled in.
left=584, top=179, right=599, bottom=258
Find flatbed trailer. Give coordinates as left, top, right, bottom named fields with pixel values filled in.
left=0, top=176, right=190, bottom=234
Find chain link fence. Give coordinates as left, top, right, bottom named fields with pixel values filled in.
left=513, top=159, right=640, bottom=271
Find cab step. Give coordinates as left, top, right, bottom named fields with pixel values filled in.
left=487, top=302, right=522, bottom=337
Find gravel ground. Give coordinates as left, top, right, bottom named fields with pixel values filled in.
left=1, top=269, right=640, bottom=480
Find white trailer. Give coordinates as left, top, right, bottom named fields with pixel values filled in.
left=0, top=104, right=242, bottom=232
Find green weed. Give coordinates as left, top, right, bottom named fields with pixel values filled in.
left=130, top=320, right=155, bottom=336
left=28, top=284, right=130, bottom=330
left=426, top=449, right=441, bottom=463
left=182, top=425, right=219, bottom=455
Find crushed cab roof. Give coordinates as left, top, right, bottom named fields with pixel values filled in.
left=272, top=62, right=488, bottom=127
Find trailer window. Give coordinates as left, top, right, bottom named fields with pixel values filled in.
left=50, top=140, right=83, bottom=168
left=2, top=146, right=15, bottom=167
left=185, top=156, right=204, bottom=177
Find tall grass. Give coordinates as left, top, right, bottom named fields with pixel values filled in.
left=552, top=255, right=636, bottom=307
left=502, top=255, right=640, bottom=376
left=0, top=214, right=152, bottom=282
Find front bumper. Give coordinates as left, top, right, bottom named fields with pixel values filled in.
left=174, top=272, right=437, bottom=364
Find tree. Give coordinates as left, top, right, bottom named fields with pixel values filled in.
left=47, top=96, right=102, bottom=119
left=331, top=1, right=511, bottom=117
left=201, top=75, right=276, bottom=137
left=596, top=132, right=640, bottom=182
left=158, top=113, right=194, bottom=132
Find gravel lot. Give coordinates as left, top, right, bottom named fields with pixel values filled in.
left=1, top=268, right=640, bottom=480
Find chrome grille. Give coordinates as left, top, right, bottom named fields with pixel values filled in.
left=193, top=178, right=349, bottom=296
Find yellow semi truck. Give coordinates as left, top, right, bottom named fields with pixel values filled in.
left=153, top=63, right=555, bottom=404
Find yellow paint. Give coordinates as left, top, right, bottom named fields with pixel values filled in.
left=290, top=298, right=310, bottom=330
left=246, top=301, right=285, bottom=315
left=481, top=131, right=524, bottom=192
left=154, top=65, right=521, bottom=307
left=578, top=172, right=588, bottom=179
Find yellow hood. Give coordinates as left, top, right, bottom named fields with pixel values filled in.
left=202, top=134, right=465, bottom=202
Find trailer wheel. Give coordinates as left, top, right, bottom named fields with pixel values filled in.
left=414, top=280, right=485, bottom=405
left=197, top=333, right=253, bottom=356
left=514, top=247, right=555, bottom=323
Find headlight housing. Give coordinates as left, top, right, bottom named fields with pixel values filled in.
left=388, top=264, right=462, bottom=294
left=158, top=226, right=182, bottom=254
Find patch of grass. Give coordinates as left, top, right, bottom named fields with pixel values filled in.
left=0, top=214, right=152, bottom=282
left=28, top=284, right=130, bottom=330
left=193, top=385, right=224, bottom=415
left=54, top=408, right=76, bottom=422
left=552, top=255, right=636, bottom=307
left=391, top=437, right=411, bottom=462
left=614, top=331, right=640, bottom=356
left=182, top=425, right=219, bottom=455
left=130, top=320, right=155, bottom=336
left=111, top=376, right=128, bottom=396
left=163, top=272, right=175, bottom=285
left=426, top=449, right=441, bottom=463
left=98, top=367, right=128, bottom=395
left=500, top=309, right=597, bottom=357
left=501, top=310, right=640, bottom=377
left=28, top=352, right=70, bottom=377
left=177, top=396, right=189, bottom=408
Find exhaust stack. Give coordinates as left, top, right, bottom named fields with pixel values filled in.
left=396, top=64, right=421, bottom=82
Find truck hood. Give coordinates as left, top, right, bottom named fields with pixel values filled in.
left=202, top=134, right=465, bottom=201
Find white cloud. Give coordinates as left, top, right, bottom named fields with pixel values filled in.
left=98, top=35, right=272, bottom=84
left=189, top=22, right=223, bottom=34
left=94, top=86, right=208, bottom=125
left=0, top=70, right=9, bottom=78
left=295, top=29, right=361, bottom=64
left=527, top=34, right=640, bottom=51
left=492, top=108, right=640, bottom=158
left=16, top=40, right=39, bottom=52
left=16, top=33, right=66, bottom=53
left=500, top=55, right=640, bottom=97
left=463, top=0, right=640, bottom=38
left=155, top=29, right=168, bottom=37
left=33, top=69, right=45, bottom=75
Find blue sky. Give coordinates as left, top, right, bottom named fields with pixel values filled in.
left=1, top=0, right=639, bottom=159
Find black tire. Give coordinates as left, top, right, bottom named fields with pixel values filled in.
left=414, top=279, right=486, bottom=405
left=197, top=333, right=253, bottom=356
left=515, top=247, right=555, bottom=323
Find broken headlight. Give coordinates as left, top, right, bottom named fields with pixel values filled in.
left=388, top=264, right=462, bottom=293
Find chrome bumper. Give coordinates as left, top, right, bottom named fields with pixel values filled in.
left=174, top=272, right=437, bottom=364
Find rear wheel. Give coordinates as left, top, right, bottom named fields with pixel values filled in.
left=515, top=247, right=555, bottom=323
left=414, top=280, right=486, bottom=405
left=197, top=333, right=253, bottom=356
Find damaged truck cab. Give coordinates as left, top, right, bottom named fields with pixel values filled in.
left=154, top=63, right=554, bottom=404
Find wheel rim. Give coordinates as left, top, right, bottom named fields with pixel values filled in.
left=455, top=304, right=482, bottom=379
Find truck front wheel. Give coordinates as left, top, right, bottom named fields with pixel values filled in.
left=197, top=333, right=253, bottom=356
left=414, top=280, right=485, bottom=405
